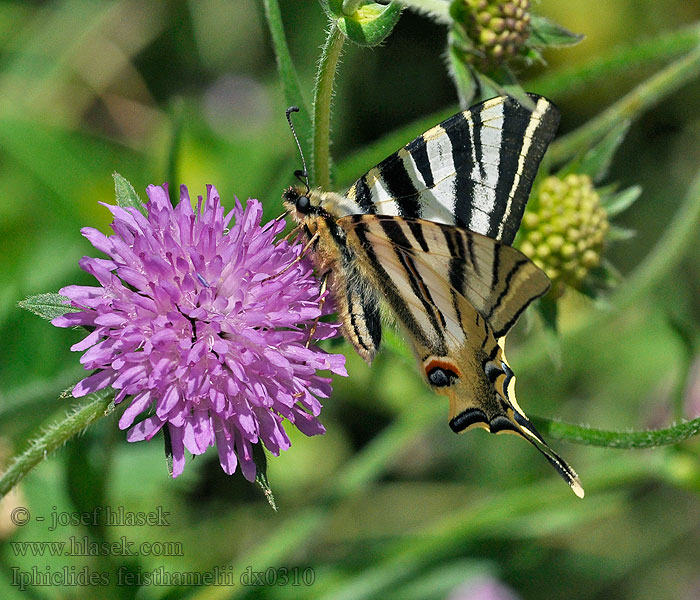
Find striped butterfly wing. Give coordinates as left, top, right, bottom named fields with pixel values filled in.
left=341, top=214, right=550, bottom=341
left=342, top=94, right=559, bottom=246
left=338, top=214, right=582, bottom=497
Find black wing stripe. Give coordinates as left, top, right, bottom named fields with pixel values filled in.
left=379, top=219, right=448, bottom=339
left=497, top=97, right=560, bottom=244
left=346, top=287, right=372, bottom=353
left=408, top=220, right=430, bottom=252
left=377, top=154, right=422, bottom=218
left=361, top=290, right=382, bottom=350
left=486, top=258, right=529, bottom=320
left=352, top=218, right=433, bottom=349
left=353, top=175, right=376, bottom=214
left=445, top=112, right=477, bottom=229
left=489, top=100, right=521, bottom=239
left=407, top=134, right=434, bottom=188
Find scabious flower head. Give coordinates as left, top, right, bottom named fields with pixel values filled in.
left=53, top=184, right=346, bottom=480
left=451, top=0, right=531, bottom=70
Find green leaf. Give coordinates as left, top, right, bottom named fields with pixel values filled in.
left=252, top=442, right=277, bottom=511
left=549, top=45, right=700, bottom=164
left=576, top=120, right=631, bottom=183
left=113, top=172, right=146, bottom=216
left=532, top=22, right=700, bottom=101
left=447, top=42, right=479, bottom=107
left=580, top=260, right=621, bottom=299
left=537, top=294, right=559, bottom=333
left=529, top=15, right=584, bottom=48
left=18, top=292, right=72, bottom=321
left=478, top=66, right=536, bottom=111
left=606, top=224, right=638, bottom=242
left=602, top=184, right=643, bottom=216
left=533, top=415, right=700, bottom=449
left=327, top=0, right=402, bottom=47
left=262, top=0, right=312, bottom=159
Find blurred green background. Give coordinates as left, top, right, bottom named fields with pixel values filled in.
left=1, top=1, right=700, bottom=599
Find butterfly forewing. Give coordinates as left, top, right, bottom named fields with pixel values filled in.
left=345, top=94, right=560, bottom=245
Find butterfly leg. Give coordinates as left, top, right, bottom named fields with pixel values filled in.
left=305, top=271, right=330, bottom=348
left=262, top=231, right=319, bottom=282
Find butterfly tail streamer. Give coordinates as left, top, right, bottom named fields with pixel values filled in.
left=511, top=410, right=585, bottom=498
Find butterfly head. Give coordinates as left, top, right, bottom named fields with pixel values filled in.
left=283, top=186, right=317, bottom=217
left=282, top=187, right=344, bottom=238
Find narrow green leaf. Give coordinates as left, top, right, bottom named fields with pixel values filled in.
left=606, top=224, right=638, bottom=242
left=163, top=421, right=174, bottom=476
left=575, top=120, right=630, bottom=183
left=0, top=389, right=115, bottom=499
left=447, top=42, right=479, bottom=107
left=252, top=442, right=277, bottom=511
left=532, top=22, right=700, bottom=100
left=113, top=172, right=146, bottom=215
left=478, top=66, right=536, bottom=111
left=328, top=0, right=402, bottom=47
left=18, top=292, right=71, bottom=321
left=529, top=15, right=584, bottom=47
left=262, top=0, right=312, bottom=159
left=549, top=44, right=700, bottom=164
left=602, top=184, right=643, bottom=216
left=536, top=294, right=559, bottom=333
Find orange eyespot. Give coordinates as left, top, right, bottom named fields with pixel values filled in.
left=424, top=358, right=461, bottom=388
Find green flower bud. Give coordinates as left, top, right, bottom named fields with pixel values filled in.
left=451, top=0, right=531, bottom=70
left=519, top=174, right=609, bottom=296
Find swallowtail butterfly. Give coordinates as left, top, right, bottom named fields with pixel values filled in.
left=283, top=94, right=584, bottom=497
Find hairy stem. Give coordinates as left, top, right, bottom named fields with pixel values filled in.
left=0, top=390, right=114, bottom=498
left=313, top=24, right=346, bottom=189
left=532, top=416, right=700, bottom=448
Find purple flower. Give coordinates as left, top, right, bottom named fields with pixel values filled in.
left=53, top=184, right=346, bottom=480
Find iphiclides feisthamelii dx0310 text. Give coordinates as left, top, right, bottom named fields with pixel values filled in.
left=282, top=94, right=584, bottom=498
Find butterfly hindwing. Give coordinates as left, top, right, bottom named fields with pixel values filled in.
left=340, top=214, right=550, bottom=340
left=344, top=94, right=560, bottom=245
left=337, top=214, right=582, bottom=497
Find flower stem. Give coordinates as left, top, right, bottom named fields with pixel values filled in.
left=532, top=416, right=700, bottom=449
left=549, top=44, right=700, bottom=164
left=0, top=390, right=114, bottom=499
left=312, top=24, right=345, bottom=190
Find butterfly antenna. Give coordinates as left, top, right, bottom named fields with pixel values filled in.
left=286, top=106, right=310, bottom=194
